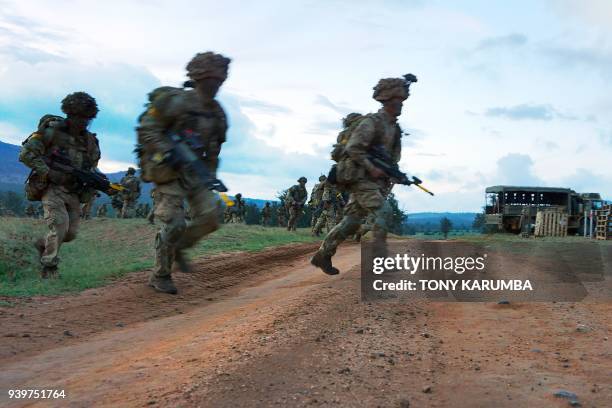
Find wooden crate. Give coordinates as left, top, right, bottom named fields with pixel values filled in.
left=595, top=205, right=611, bottom=240
left=534, top=209, right=568, bottom=237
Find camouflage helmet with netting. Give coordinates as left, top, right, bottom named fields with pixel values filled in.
left=298, top=176, right=307, bottom=183
left=61, top=92, right=99, bottom=118
left=372, top=73, right=417, bottom=102
left=127, top=167, right=136, bottom=175
left=186, top=51, right=231, bottom=81
left=318, top=175, right=327, bottom=182
left=342, top=112, right=363, bottom=128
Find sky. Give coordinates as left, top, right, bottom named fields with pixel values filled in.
left=0, top=0, right=611, bottom=212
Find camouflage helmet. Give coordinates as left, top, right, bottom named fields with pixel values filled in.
left=318, top=175, right=327, bottom=182
left=235, top=193, right=242, bottom=198
left=61, top=92, right=99, bottom=118
left=265, top=201, right=270, bottom=206
left=298, top=177, right=307, bottom=183
left=186, top=52, right=231, bottom=81
left=372, top=73, right=417, bottom=102
left=342, top=112, right=363, bottom=128
left=127, top=167, right=136, bottom=175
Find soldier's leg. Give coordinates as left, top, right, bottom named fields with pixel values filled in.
left=64, top=195, right=82, bottom=243
left=175, top=187, right=220, bottom=250
left=313, top=209, right=327, bottom=235
left=371, top=199, right=392, bottom=256
left=312, top=182, right=383, bottom=275
left=326, top=207, right=336, bottom=233
left=287, top=207, right=295, bottom=230
left=152, top=191, right=185, bottom=281
left=40, top=187, right=70, bottom=272
left=316, top=201, right=364, bottom=258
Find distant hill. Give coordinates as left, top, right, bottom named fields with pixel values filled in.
left=406, top=212, right=478, bottom=229
left=0, top=140, right=30, bottom=184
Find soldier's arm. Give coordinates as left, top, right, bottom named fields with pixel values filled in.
left=345, top=117, right=377, bottom=173
left=19, top=132, right=50, bottom=175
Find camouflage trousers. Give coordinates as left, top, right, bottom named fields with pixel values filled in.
left=121, top=198, right=137, bottom=219
left=81, top=196, right=95, bottom=220
left=229, top=211, right=243, bottom=223
left=152, top=180, right=220, bottom=279
left=355, top=213, right=376, bottom=241
left=287, top=205, right=301, bottom=231
left=316, top=181, right=391, bottom=258
left=313, top=207, right=336, bottom=235
left=40, top=185, right=82, bottom=267
left=261, top=216, right=271, bottom=226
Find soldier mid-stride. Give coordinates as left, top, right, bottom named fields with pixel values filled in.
left=120, top=167, right=141, bottom=218
left=96, top=203, right=108, bottom=218
left=286, top=177, right=308, bottom=231
left=19, top=92, right=106, bottom=278
left=261, top=201, right=272, bottom=226
left=308, top=175, right=326, bottom=233
left=311, top=76, right=414, bottom=275
left=137, top=51, right=230, bottom=294
left=229, top=193, right=245, bottom=223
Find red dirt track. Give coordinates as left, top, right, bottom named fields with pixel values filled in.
left=0, top=241, right=610, bottom=407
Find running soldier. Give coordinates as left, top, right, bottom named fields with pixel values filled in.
left=261, top=201, right=272, bottom=226
left=19, top=92, right=118, bottom=278
left=285, top=177, right=308, bottom=231
left=120, top=167, right=141, bottom=218
left=311, top=75, right=417, bottom=275
left=136, top=51, right=231, bottom=294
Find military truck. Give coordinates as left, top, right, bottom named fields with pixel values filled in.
left=484, top=185, right=605, bottom=234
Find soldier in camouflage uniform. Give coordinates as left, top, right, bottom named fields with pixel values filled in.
left=136, top=51, right=230, bottom=294
left=25, top=204, right=36, bottom=218
left=229, top=193, right=245, bottom=223
left=120, top=167, right=141, bottom=218
left=308, top=175, right=326, bottom=233
left=96, top=203, right=108, bottom=218
left=261, top=201, right=272, bottom=226
left=19, top=92, right=105, bottom=278
left=111, top=193, right=123, bottom=218
left=313, top=180, right=337, bottom=236
left=80, top=192, right=99, bottom=220
left=311, top=76, right=415, bottom=275
left=285, top=177, right=308, bottom=231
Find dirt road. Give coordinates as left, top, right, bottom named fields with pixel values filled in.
left=1, top=240, right=610, bottom=407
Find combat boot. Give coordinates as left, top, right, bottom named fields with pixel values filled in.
left=174, top=250, right=191, bottom=273
left=148, top=276, right=178, bottom=294
left=310, top=252, right=339, bottom=275
left=41, top=265, right=58, bottom=279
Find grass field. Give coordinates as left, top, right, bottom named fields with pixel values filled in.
left=0, top=217, right=318, bottom=297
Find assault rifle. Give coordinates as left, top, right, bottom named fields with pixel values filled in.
left=163, top=132, right=228, bottom=192
left=367, top=145, right=434, bottom=196
left=45, top=149, right=123, bottom=195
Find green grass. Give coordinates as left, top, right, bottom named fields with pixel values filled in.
left=0, top=217, right=318, bottom=297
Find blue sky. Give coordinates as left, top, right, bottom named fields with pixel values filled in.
left=1, top=0, right=611, bottom=211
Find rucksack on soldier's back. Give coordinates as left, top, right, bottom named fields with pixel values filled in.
left=22, top=114, right=65, bottom=201
left=327, top=112, right=387, bottom=187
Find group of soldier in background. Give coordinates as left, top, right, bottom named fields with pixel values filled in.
left=16, top=48, right=416, bottom=291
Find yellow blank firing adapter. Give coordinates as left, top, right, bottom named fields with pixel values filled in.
left=220, top=192, right=234, bottom=206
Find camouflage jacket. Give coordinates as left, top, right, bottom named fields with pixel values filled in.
left=286, top=184, right=308, bottom=207
left=120, top=174, right=141, bottom=201
left=262, top=206, right=272, bottom=217
left=336, top=109, right=402, bottom=187
left=137, top=87, right=227, bottom=183
left=308, top=182, right=325, bottom=206
left=19, top=117, right=101, bottom=192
